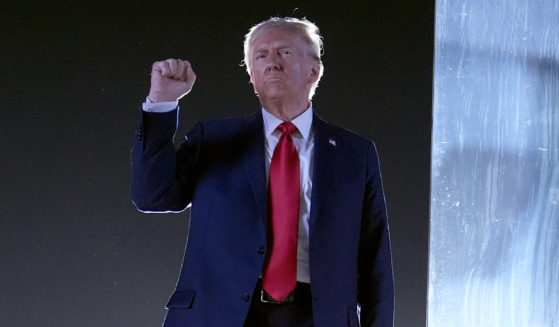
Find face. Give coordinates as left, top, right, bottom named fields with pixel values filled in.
left=249, top=28, right=320, bottom=104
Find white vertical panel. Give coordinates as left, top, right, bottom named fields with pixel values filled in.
left=429, top=0, right=559, bottom=326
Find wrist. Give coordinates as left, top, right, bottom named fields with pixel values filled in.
left=148, top=90, right=177, bottom=103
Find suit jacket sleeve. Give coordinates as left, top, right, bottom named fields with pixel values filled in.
left=358, top=141, right=395, bottom=327
left=131, top=108, right=201, bottom=212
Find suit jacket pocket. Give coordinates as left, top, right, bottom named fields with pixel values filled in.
left=166, top=290, right=196, bottom=309
left=347, top=306, right=360, bottom=327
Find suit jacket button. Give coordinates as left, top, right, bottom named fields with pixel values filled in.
left=257, top=247, right=265, bottom=255
left=241, top=293, right=250, bottom=302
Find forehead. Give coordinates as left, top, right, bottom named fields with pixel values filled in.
left=250, top=28, right=307, bottom=51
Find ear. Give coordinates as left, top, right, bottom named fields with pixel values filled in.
left=249, top=71, right=258, bottom=94
left=307, top=62, right=321, bottom=84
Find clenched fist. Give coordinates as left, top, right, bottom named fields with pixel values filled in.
left=148, top=59, right=196, bottom=102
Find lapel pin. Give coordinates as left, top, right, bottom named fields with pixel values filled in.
left=329, top=138, right=336, bottom=146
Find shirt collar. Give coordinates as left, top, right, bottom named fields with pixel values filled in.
left=261, top=104, right=314, bottom=140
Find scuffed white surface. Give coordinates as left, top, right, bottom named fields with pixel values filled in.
left=429, top=0, right=559, bottom=326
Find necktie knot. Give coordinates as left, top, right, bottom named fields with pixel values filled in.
left=277, top=122, right=297, bottom=136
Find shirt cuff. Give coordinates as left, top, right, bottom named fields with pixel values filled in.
left=142, top=97, right=178, bottom=113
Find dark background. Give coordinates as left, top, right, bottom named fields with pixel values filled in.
left=1, top=1, right=432, bottom=326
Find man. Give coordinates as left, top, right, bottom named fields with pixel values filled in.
left=132, top=17, right=394, bottom=327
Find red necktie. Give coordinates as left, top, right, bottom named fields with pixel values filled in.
left=262, top=122, right=300, bottom=301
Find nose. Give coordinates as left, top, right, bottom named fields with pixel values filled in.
left=265, top=52, right=281, bottom=71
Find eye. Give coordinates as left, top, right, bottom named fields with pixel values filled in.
left=280, top=49, right=292, bottom=56
left=255, top=54, right=266, bottom=60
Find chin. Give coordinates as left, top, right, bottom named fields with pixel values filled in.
left=257, top=88, right=286, bottom=100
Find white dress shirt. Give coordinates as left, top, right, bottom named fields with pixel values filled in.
left=142, top=99, right=314, bottom=283
left=261, top=107, right=314, bottom=284
left=142, top=97, right=178, bottom=112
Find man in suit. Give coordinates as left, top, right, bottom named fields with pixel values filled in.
left=131, top=17, right=394, bottom=326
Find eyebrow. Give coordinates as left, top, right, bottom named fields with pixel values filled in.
left=254, top=44, right=294, bottom=52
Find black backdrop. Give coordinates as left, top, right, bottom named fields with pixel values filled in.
left=2, top=1, right=432, bottom=326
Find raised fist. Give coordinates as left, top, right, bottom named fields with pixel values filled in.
left=148, top=59, right=196, bottom=102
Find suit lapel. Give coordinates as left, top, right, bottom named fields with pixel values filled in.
left=308, top=114, right=337, bottom=230
left=240, top=111, right=338, bottom=230
left=241, top=111, right=268, bottom=225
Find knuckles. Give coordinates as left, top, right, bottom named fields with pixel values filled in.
left=152, top=59, right=194, bottom=82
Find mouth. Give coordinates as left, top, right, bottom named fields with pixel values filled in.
left=265, top=76, right=285, bottom=82
left=265, top=72, right=285, bottom=79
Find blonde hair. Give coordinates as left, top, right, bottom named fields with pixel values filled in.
left=243, top=17, right=325, bottom=98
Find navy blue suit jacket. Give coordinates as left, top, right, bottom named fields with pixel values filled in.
left=131, top=108, right=394, bottom=327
